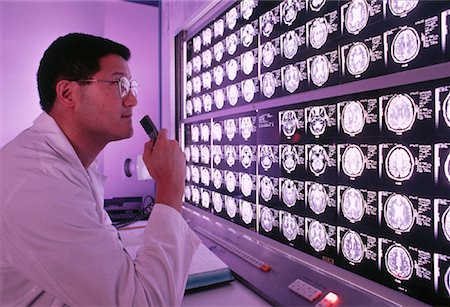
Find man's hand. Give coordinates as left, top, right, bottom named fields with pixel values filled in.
left=143, top=129, right=185, bottom=212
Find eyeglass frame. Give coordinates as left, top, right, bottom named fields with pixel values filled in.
left=75, top=76, right=139, bottom=98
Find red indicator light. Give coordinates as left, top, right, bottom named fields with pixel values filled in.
left=325, top=292, right=338, bottom=304
left=260, top=264, right=271, bottom=272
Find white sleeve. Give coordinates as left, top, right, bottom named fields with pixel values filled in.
left=3, top=168, right=200, bottom=307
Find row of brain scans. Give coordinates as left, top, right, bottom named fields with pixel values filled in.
left=184, top=0, right=450, bottom=117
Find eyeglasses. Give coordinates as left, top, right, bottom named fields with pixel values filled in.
left=77, top=76, right=139, bottom=98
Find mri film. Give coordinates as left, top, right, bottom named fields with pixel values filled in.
left=261, top=206, right=275, bottom=232
left=283, top=212, right=298, bottom=241
left=308, top=182, right=329, bottom=215
left=342, top=144, right=365, bottom=178
left=284, top=30, right=299, bottom=59
left=309, top=17, right=328, bottom=49
left=225, top=196, right=238, bottom=218
left=308, top=106, right=329, bottom=137
left=384, top=94, right=417, bottom=134
left=385, top=244, right=414, bottom=280
left=281, top=178, right=298, bottom=207
left=260, top=176, right=275, bottom=202
left=391, top=27, right=420, bottom=64
left=388, top=0, right=419, bottom=16
left=310, top=55, right=330, bottom=87
left=384, top=194, right=415, bottom=233
left=385, top=145, right=415, bottom=182
left=341, top=187, right=365, bottom=223
left=262, top=72, right=277, bottom=98
left=284, top=64, right=301, bottom=93
left=342, top=230, right=365, bottom=264
left=308, top=220, right=328, bottom=252
left=346, top=42, right=370, bottom=76
left=341, top=100, right=366, bottom=136
left=345, top=0, right=369, bottom=35
left=309, top=144, right=329, bottom=176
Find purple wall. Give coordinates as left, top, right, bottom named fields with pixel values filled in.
left=0, top=1, right=159, bottom=199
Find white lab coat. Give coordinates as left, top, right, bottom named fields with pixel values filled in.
left=0, top=112, right=200, bottom=306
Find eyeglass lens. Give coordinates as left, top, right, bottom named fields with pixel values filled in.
left=119, top=77, right=139, bottom=98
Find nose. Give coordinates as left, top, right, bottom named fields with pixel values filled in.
left=123, top=91, right=138, bottom=107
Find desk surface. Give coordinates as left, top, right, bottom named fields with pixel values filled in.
left=182, top=280, right=270, bottom=306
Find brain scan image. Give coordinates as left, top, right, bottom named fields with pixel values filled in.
left=342, top=145, right=365, bottom=178
left=214, top=89, right=225, bottom=110
left=214, top=41, right=225, bottom=62
left=385, top=94, right=417, bottom=134
left=284, top=64, right=301, bottom=93
left=227, top=7, right=238, bottom=30
left=193, top=56, right=201, bottom=74
left=281, top=110, right=299, bottom=137
left=193, top=35, right=202, bottom=53
left=444, top=269, right=450, bottom=295
left=347, top=42, right=370, bottom=76
left=240, top=173, right=253, bottom=197
left=202, top=28, right=212, bottom=46
left=310, top=0, right=326, bottom=12
left=200, top=124, right=210, bottom=142
left=308, top=221, right=327, bottom=252
left=227, top=59, right=238, bottom=81
left=385, top=145, right=414, bottom=181
left=445, top=153, right=450, bottom=184
left=345, top=0, right=369, bottom=35
left=283, top=0, right=300, bottom=26
left=192, top=76, right=201, bottom=94
left=308, top=183, right=328, bottom=215
left=309, top=145, right=329, bottom=176
left=342, top=188, right=365, bottom=223
left=225, top=119, right=237, bottom=141
left=311, top=55, right=330, bottom=87
left=212, top=122, right=222, bottom=142
left=214, top=65, right=224, bottom=86
left=200, top=167, right=210, bottom=186
left=342, top=100, right=366, bottom=136
left=385, top=244, right=414, bottom=280
left=260, top=145, right=275, bottom=171
left=260, top=176, right=274, bottom=202
left=212, top=192, right=223, bottom=213
left=240, top=201, right=254, bottom=224
left=442, top=206, right=450, bottom=242
left=184, top=146, right=191, bottom=163
left=241, top=0, right=256, bottom=20
left=240, top=145, right=253, bottom=169
left=200, top=145, right=210, bottom=164
left=191, top=186, right=200, bottom=204
left=242, top=51, right=255, bottom=75
left=282, top=145, right=298, bottom=173
left=443, top=93, right=450, bottom=127
left=191, top=145, right=199, bottom=164
left=213, top=145, right=223, bottom=165
left=309, top=17, right=328, bottom=49
left=186, top=61, right=192, bottom=77
left=391, top=27, right=420, bottom=64
left=186, top=80, right=192, bottom=97
left=261, top=207, right=274, bottom=232
left=225, top=145, right=237, bottom=167
left=262, top=72, right=276, bottom=98
left=228, top=84, right=239, bottom=106
left=193, top=98, right=200, bottom=115
left=185, top=100, right=193, bottom=117
left=388, top=0, right=419, bottom=16
left=191, top=125, right=200, bottom=142
left=202, top=71, right=212, bottom=90
left=203, top=94, right=212, bottom=112
left=384, top=194, right=415, bottom=233
left=284, top=30, right=299, bottom=59
left=213, top=169, right=223, bottom=189
left=226, top=33, right=238, bottom=56
left=185, top=165, right=191, bottom=182
left=225, top=171, right=237, bottom=193
left=201, top=190, right=210, bottom=208
left=214, top=19, right=224, bottom=38
left=262, top=41, right=276, bottom=68
left=242, top=79, right=256, bottom=102
left=281, top=179, right=298, bottom=207
left=342, top=230, right=365, bottom=263
left=184, top=185, right=191, bottom=201
left=283, top=213, right=298, bottom=241
left=308, top=106, right=329, bottom=136
left=242, top=24, right=255, bottom=48
left=202, top=49, right=212, bottom=68
left=261, top=10, right=276, bottom=37
left=225, top=196, right=237, bottom=218
left=240, top=117, right=253, bottom=140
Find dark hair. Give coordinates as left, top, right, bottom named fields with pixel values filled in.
left=37, top=33, right=130, bottom=113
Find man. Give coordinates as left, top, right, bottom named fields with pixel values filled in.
left=0, top=33, right=200, bottom=306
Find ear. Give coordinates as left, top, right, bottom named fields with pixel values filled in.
left=55, top=80, right=77, bottom=108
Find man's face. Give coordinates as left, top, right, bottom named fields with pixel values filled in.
left=76, top=54, right=137, bottom=143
